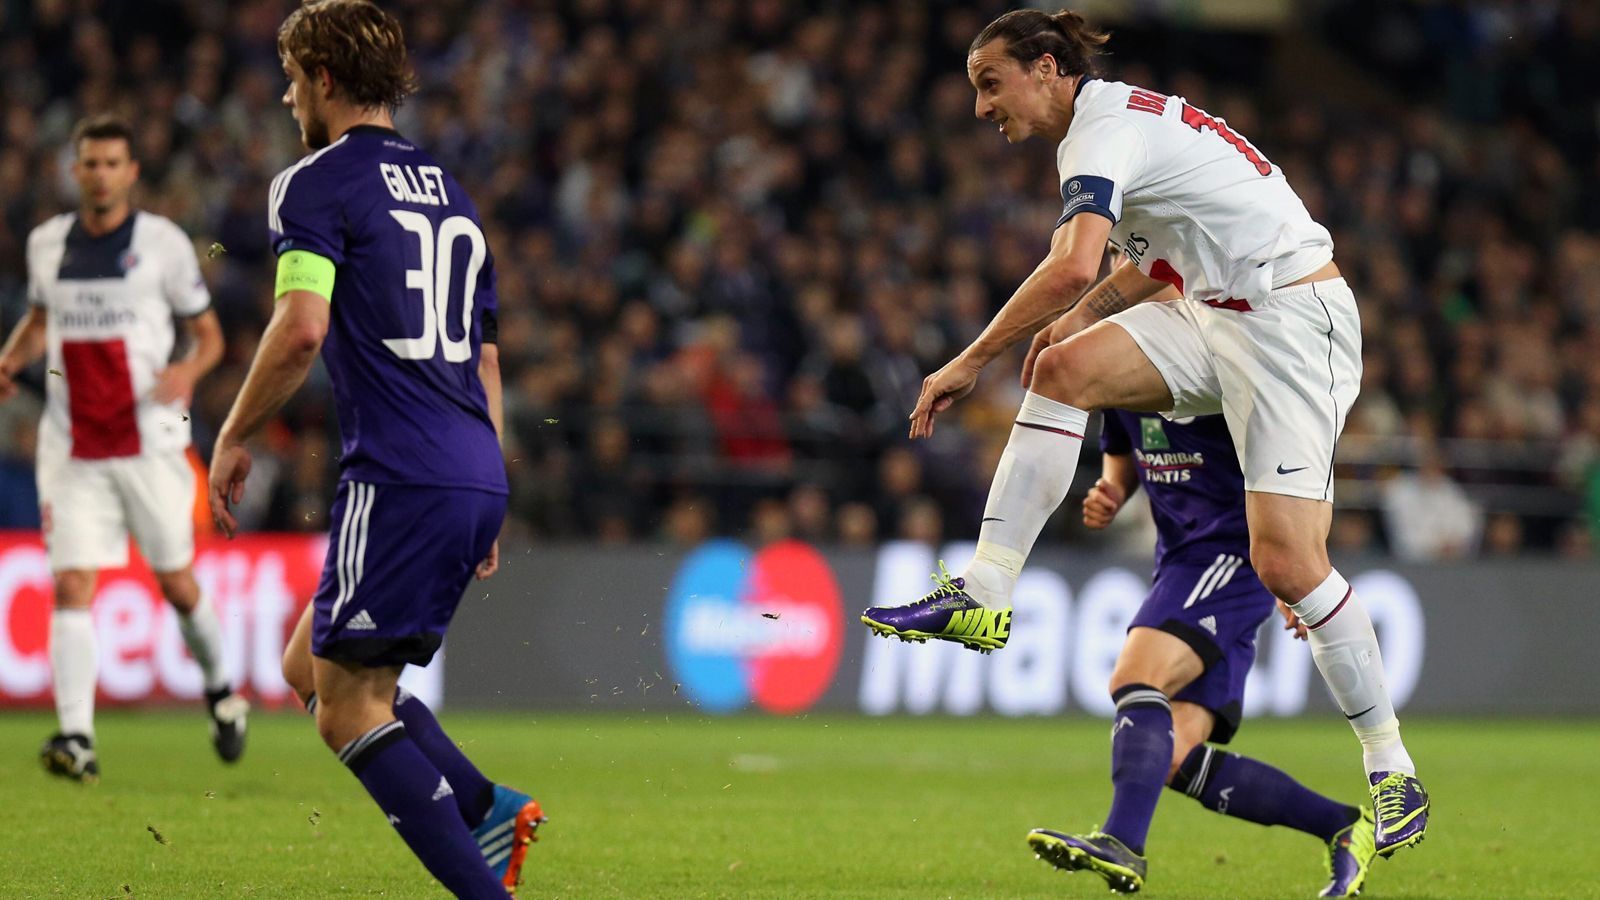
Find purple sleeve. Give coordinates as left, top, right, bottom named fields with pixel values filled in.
left=268, top=163, right=346, bottom=263
left=478, top=249, right=499, bottom=343
left=478, top=246, right=498, bottom=315
left=1099, top=410, right=1133, bottom=455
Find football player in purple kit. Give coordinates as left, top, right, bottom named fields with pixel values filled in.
left=208, top=2, right=539, bottom=896
left=1025, top=410, right=1376, bottom=897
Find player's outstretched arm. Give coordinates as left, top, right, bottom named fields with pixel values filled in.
left=1082, top=451, right=1139, bottom=529
left=968, top=213, right=1114, bottom=363
left=209, top=290, right=329, bottom=536
left=0, top=306, right=47, bottom=403
left=910, top=213, right=1111, bottom=439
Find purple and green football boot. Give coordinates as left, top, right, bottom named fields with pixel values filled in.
left=1319, top=807, right=1376, bottom=897
left=1370, top=771, right=1428, bottom=856
left=860, top=563, right=1010, bottom=654
left=1026, top=828, right=1147, bottom=893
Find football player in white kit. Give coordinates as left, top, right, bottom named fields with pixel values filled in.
left=0, top=117, right=248, bottom=780
left=859, top=8, right=1429, bottom=870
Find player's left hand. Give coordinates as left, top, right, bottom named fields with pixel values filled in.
left=1276, top=599, right=1308, bottom=641
left=909, top=355, right=983, bottom=439
left=208, top=442, right=253, bottom=539
left=475, top=540, right=499, bottom=580
left=151, top=364, right=197, bottom=406
left=1082, top=477, right=1126, bottom=528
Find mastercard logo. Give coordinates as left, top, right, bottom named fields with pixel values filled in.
left=663, top=539, right=844, bottom=714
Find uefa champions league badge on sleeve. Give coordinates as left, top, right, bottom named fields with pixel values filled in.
left=663, top=539, right=844, bottom=714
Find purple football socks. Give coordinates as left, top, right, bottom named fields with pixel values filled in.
left=1171, top=744, right=1359, bottom=841
left=339, top=721, right=506, bottom=898
left=1102, top=684, right=1174, bottom=854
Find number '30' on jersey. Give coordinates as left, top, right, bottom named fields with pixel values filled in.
left=267, top=125, right=505, bottom=494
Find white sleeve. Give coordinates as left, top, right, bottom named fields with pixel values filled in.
left=1054, top=115, right=1149, bottom=227
left=25, top=228, right=45, bottom=308
left=161, top=224, right=211, bottom=317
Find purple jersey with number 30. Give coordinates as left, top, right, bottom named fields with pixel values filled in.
left=267, top=125, right=505, bottom=494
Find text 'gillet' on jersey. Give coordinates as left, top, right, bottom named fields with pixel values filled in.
left=380, top=163, right=450, bottom=206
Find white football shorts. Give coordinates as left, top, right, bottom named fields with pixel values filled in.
left=36, top=448, right=197, bottom=572
left=1109, top=277, right=1362, bottom=502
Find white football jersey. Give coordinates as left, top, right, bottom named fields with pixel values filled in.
left=25, top=211, right=210, bottom=459
left=1055, top=79, right=1333, bottom=308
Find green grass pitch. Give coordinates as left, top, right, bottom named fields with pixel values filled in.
left=0, top=711, right=1592, bottom=898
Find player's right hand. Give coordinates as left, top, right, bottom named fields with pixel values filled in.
left=1081, top=477, right=1125, bottom=529
left=0, top=360, right=17, bottom=403
left=909, top=355, right=983, bottom=440
left=150, top=363, right=198, bottom=406
left=474, top=540, right=499, bottom=580
left=1276, top=599, right=1308, bottom=641
left=208, top=442, right=253, bottom=539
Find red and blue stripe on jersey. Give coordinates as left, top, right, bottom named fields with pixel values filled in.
left=54, top=215, right=140, bottom=459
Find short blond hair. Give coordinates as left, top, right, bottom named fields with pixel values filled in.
left=278, top=0, right=418, bottom=110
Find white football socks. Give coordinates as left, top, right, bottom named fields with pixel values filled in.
left=1290, top=569, right=1415, bottom=776
left=177, top=594, right=230, bottom=694
left=50, top=609, right=97, bottom=739
left=961, top=392, right=1089, bottom=609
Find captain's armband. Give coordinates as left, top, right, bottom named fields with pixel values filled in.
left=275, top=250, right=336, bottom=301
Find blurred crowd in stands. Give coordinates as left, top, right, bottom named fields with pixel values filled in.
left=2, top=0, right=1599, bottom=559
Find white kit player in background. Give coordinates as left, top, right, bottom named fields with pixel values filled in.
left=0, top=116, right=248, bottom=781
left=863, top=8, right=1429, bottom=859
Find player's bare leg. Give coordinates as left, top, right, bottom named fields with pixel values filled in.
left=314, top=656, right=509, bottom=898
left=1167, top=702, right=1213, bottom=782
left=42, top=569, right=99, bottom=781
left=1248, top=492, right=1427, bottom=856
left=283, top=602, right=316, bottom=705
left=864, top=322, right=1170, bottom=648
left=287, top=603, right=542, bottom=890
left=156, top=566, right=248, bottom=762
left=1112, top=628, right=1206, bottom=698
